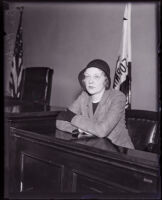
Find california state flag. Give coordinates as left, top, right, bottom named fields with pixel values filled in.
left=113, top=3, right=132, bottom=109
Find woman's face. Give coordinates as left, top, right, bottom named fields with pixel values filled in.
left=83, top=67, right=107, bottom=95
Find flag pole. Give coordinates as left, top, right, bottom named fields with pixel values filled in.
left=127, top=3, right=131, bottom=110
left=128, top=62, right=131, bottom=110
left=127, top=3, right=131, bottom=62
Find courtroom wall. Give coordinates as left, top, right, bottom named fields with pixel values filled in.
left=4, top=2, right=158, bottom=111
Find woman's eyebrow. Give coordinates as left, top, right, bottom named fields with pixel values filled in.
left=94, top=72, right=103, bottom=76
left=84, top=72, right=103, bottom=76
left=84, top=73, right=90, bottom=76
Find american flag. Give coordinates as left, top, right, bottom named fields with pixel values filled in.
left=113, top=3, right=132, bottom=109
left=9, top=8, right=23, bottom=98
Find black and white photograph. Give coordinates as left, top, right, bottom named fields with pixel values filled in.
left=3, top=0, right=161, bottom=199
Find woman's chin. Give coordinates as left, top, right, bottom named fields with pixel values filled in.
left=86, top=90, right=96, bottom=95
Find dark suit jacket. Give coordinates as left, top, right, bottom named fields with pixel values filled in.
left=56, top=89, right=134, bottom=149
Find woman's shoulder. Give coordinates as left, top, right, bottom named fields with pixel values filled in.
left=108, top=89, right=126, bottom=100
left=76, top=90, right=89, bottom=100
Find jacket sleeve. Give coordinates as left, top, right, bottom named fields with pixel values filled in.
left=71, top=92, right=126, bottom=137
left=56, top=120, right=76, bottom=133
left=56, top=93, right=83, bottom=133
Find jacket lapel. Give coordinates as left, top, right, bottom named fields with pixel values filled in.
left=85, top=90, right=111, bottom=119
left=93, top=90, right=111, bottom=117
left=87, top=98, right=93, bottom=118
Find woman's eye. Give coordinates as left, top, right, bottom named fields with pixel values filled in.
left=84, top=75, right=101, bottom=79
left=94, top=75, right=100, bottom=79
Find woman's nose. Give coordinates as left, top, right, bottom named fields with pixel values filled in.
left=88, top=77, right=94, bottom=83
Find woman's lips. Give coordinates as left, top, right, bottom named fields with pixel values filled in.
left=88, top=86, right=95, bottom=89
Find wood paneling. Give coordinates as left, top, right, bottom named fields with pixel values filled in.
left=8, top=127, right=160, bottom=198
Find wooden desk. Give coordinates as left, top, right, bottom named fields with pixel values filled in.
left=4, top=97, right=64, bottom=198
left=5, top=97, right=64, bottom=118
left=8, top=124, right=160, bottom=199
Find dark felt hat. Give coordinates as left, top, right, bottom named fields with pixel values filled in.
left=78, top=59, right=111, bottom=89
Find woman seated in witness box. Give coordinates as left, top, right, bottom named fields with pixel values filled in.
left=56, top=59, right=134, bottom=149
